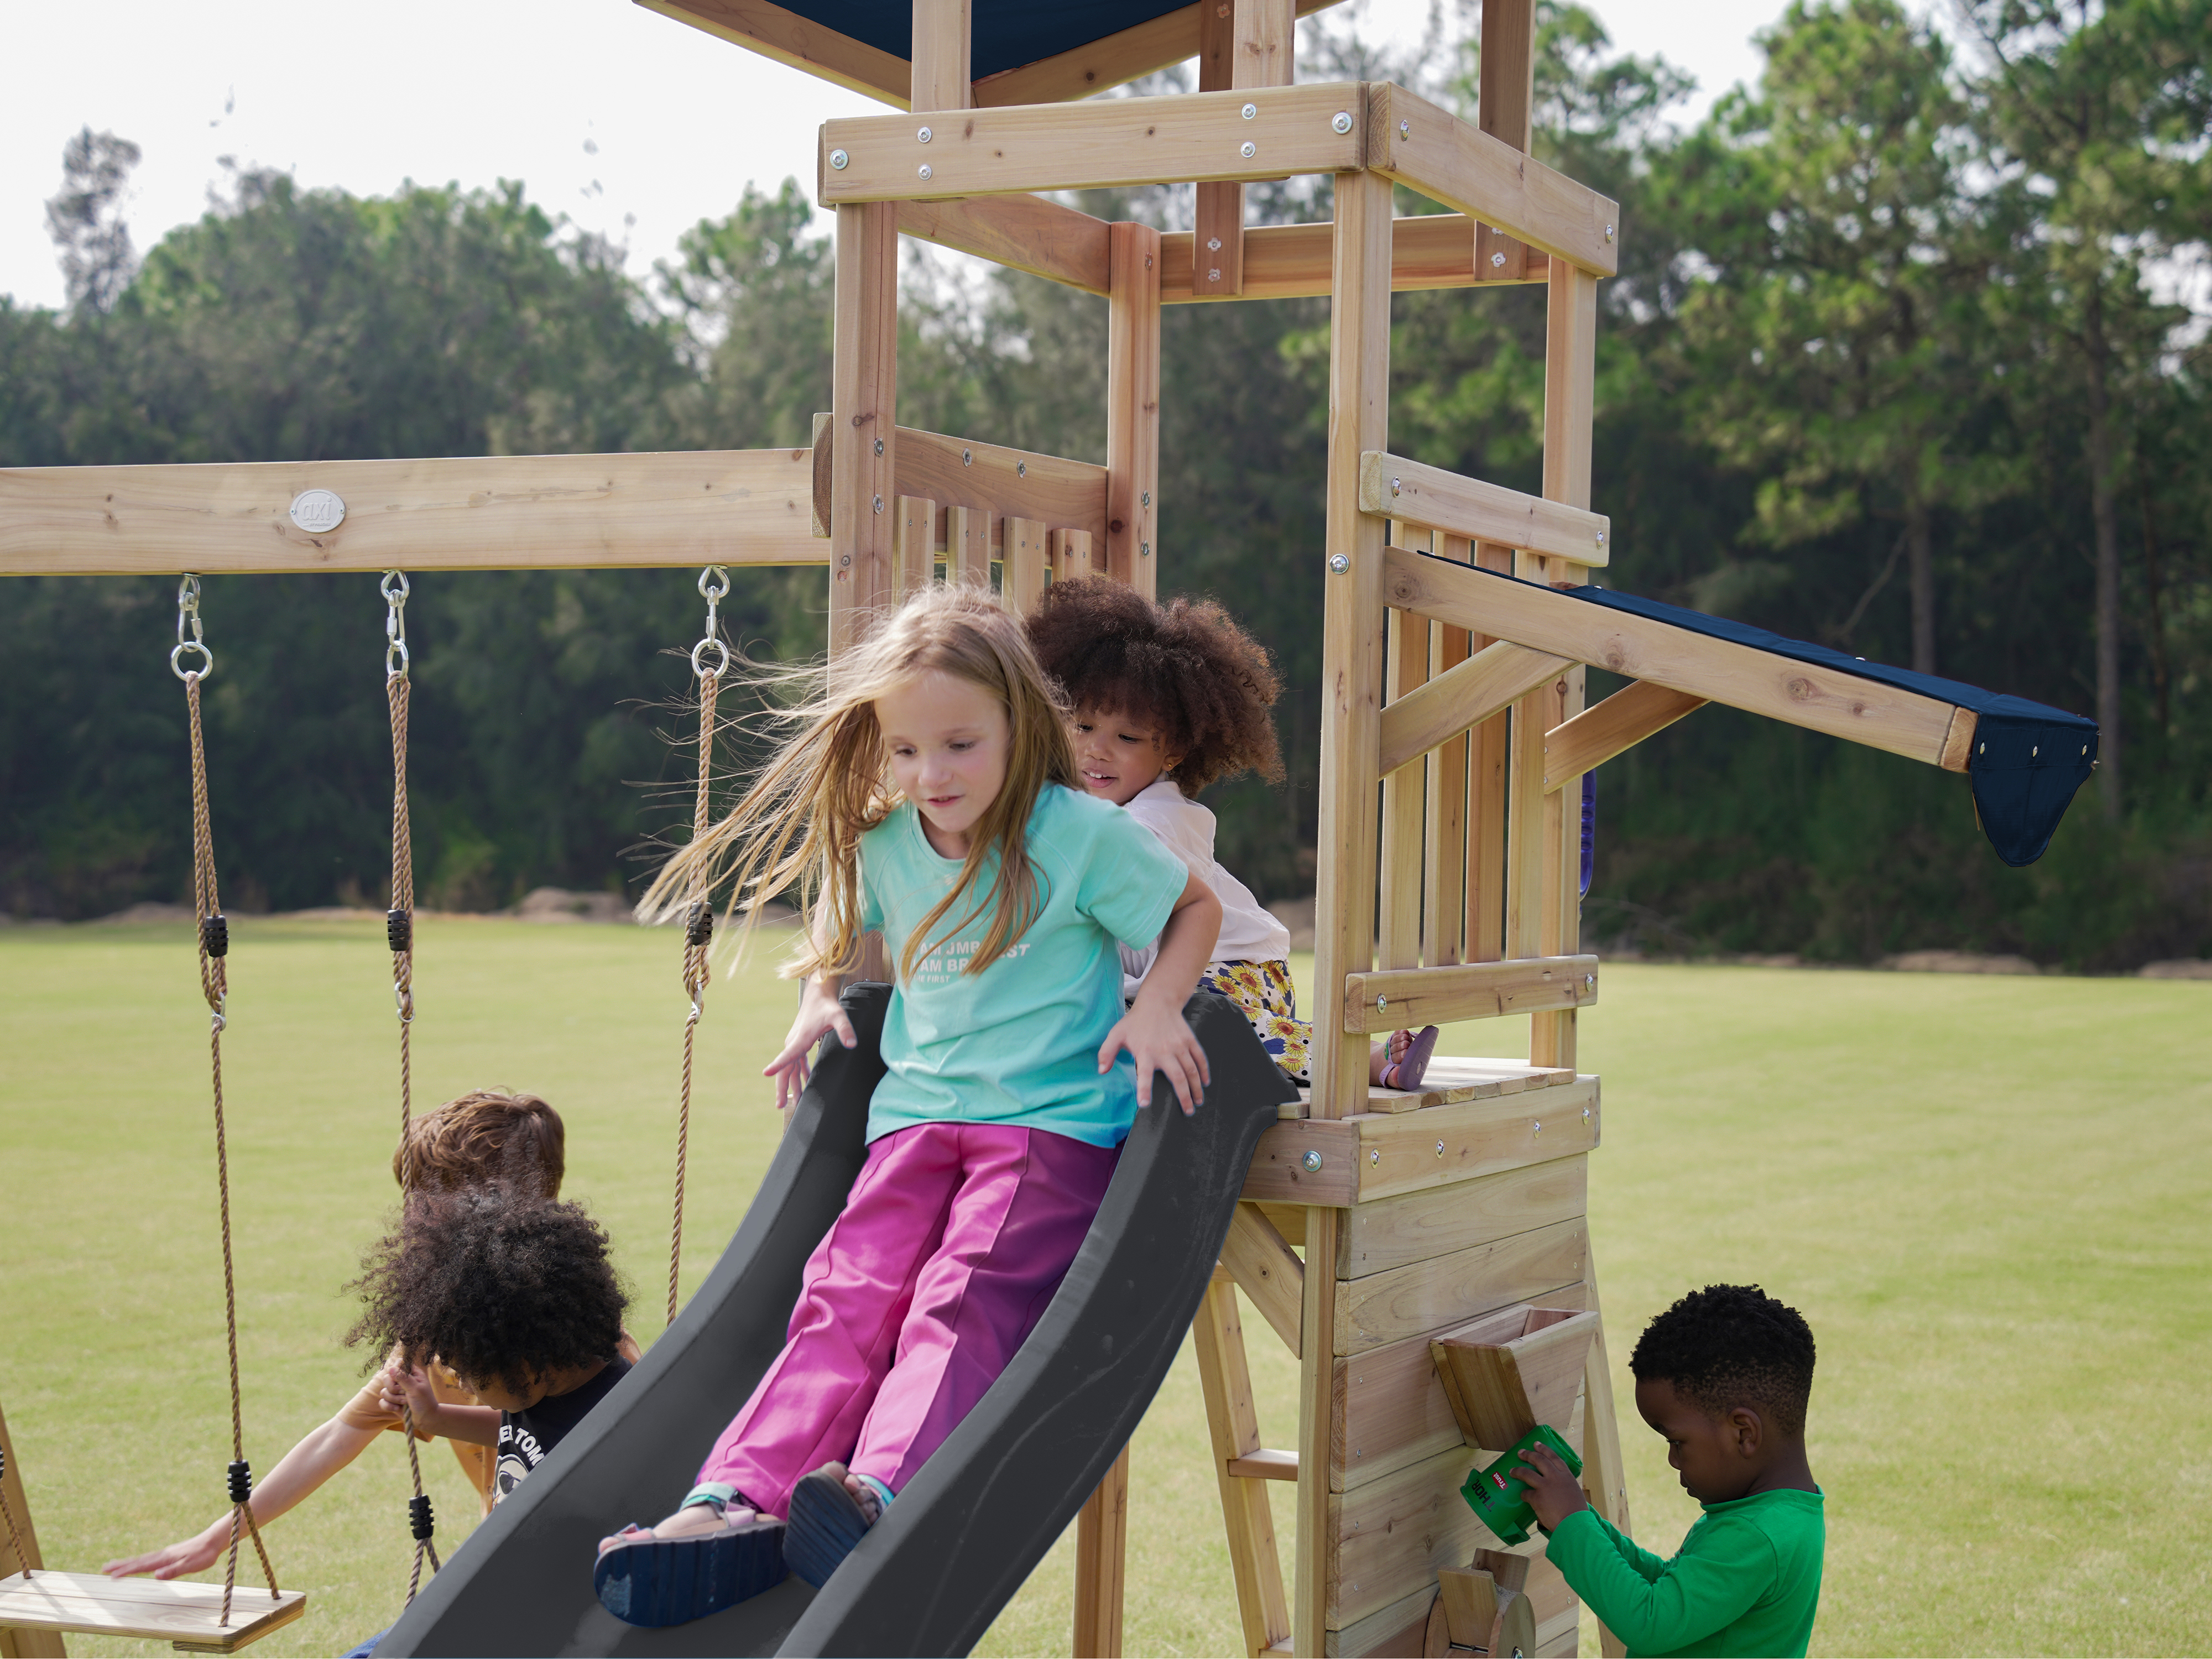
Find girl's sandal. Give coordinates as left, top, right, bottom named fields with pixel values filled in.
left=593, top=1505, right=787, bottom=1627
left=782, top=1463, right=881, bottom=1589
left=1381, top=1025, right=1441, bottom=1092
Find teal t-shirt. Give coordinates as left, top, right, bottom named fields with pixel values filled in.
left=857, top=783, right=1188, bottom=1149
left=1546, top=1488, right=1825, bottom=1658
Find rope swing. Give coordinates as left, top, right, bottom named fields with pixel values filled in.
left=667, top=565, right=728, bottom=1326
left=379, top=571, right=442, bottom=1601
left=171, top=576, right=283, bottom=1630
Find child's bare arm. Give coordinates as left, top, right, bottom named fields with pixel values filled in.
left=764, top=898, right=863, bottom=1110
left=103, top=1412, right=382, bottom=1579
left=382, top=1361, right=502, bottom=1446
left=1098, top=870, right=1222, bottom=1114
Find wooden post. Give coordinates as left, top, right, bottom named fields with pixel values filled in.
left=828, top=201, right=901, bottom=656
left=1193, top=0, right=1294, bottom=298
left=947, top=503, right=992, bottom=590
left=1425, top=534, right=1475, bottom=967
left=1380, top=524, right=1431, bottom=972
left=1298, top=165, right=1393, bottom=1659
left=909, top=0, right=972, bottom=111
left=1003, top=516, right=1051, bottom=614
left=1529, top=258, right=1598, bottom=1069
left=1193, top=1279, right=1292, bottom=1655
left=1475, top=0, right=1535, bottom=281
left=895, top=495, right=938, bottom=597
left=0, top=1399, right=66, bottom=1659
left=1071, top=1443, right=1131, bottom=1658
left=1105, top=221, right=1162, bottom=598
left=1466, top=541, right=1513, bottom=964
left=1578, top=1248, right=1634, bottom=1659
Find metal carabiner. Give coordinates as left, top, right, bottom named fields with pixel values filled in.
left=171, top=574, right=214, bottom=681
left=692, top=565, right=731, bottom=680
left=382, top=571, right=410, bottom=679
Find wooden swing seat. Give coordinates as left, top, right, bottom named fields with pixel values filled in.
left=0, top=1569, right=306, bottom=1653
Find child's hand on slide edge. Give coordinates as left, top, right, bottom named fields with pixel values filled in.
left=765, top=978, right=860, bottom=1110
left=1512, top=1441, right=1591, bottom=1530
left=1099, top=1002, right=1211, bottom=1115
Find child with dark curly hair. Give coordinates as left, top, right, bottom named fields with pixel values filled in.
left=1513, top=1285, right=1825, bottom=1657
left=355, top=1188, right=633, bottom=1505
left=103, top=1089, right=620, bottom=1584
left=1027, top=576, right=1438, bottom=1092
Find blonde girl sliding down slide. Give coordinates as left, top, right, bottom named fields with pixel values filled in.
left=592, top=585, right=1222, bottom=1627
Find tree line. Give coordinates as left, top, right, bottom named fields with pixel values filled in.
left=2, top=0, right=2205, bottom=968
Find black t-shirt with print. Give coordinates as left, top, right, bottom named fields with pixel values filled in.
left=494, top=1355, right=631, bottom=1504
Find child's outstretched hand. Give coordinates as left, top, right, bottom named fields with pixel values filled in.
left=1512, top=1441, right=1590, bottom=1531
left=1099, top=998, right=1210, bottom=1115
left=765, top=975, right=859, bottom=1110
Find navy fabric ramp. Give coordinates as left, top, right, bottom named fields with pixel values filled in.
left=769, top=0, right=1190, bottom=82
left=1569, top=583, right=2097, bottom=866
left=373, top=981, right=1294, bottom=1657
left=1422, top=556, right=2099, bottom=868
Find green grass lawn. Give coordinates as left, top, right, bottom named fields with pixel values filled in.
left=1, top=919, right=2205, bottom=1656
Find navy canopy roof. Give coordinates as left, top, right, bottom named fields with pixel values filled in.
left=774, top=0, right=1190, bottom=82
left=1564, top=581, right=2097, bottom=867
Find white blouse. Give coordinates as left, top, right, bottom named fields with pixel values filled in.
left=1118, top=779, right=1291, bottom=997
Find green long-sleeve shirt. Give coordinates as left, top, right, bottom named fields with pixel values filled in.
left=1545, top=1488, right=1824, bottom=1658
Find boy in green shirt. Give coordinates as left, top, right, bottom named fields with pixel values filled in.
left=1515, top=1284, right=1825, bottom=1658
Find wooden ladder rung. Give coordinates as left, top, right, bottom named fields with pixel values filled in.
left=1227, top=1449, right=1298, bottom=1481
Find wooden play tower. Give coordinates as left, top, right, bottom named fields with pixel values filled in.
left=3, top=2, right=2046, bottom=1653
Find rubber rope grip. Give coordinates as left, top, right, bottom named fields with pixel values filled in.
left=685, top=901, right=713, bottom=947
left=409, top=1494, right=435, bottom=1541
left=227, top=1459, right=252, bottom=1504
left=201, top=914, right=229, bottom=958
left=387, top=909, right=413, bottom=952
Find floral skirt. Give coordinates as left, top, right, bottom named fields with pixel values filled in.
left=1199, top=959, right=1312, bottom=1086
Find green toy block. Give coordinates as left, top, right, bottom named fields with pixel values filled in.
left=1457, top=1423, right=1583, bottom=1547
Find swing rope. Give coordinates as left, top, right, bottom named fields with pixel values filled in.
left=171, top=576, right=281, bottom=1629
left=668, top=566, right=728, bottom=1327
left=380, top=571, right=442, bottom=1601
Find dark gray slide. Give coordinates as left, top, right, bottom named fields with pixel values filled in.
left=375, top=982, right=1293, bottom=1657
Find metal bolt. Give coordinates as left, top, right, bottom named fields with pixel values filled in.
left=918, top=163, right=932, bottom=180
left=1491, top=250, right=1507, bottom=269
left=1370, top=1148, right=1379, bottom=1165
left=1399, top=119, right=1410, bottom=136
left=1605, top=223, right=1615, bottom=241
left=1328, top=552, right=1349, bottom=573
left=872, top=495, right=883, bottom=513
left=917, top=126, right=932, bottom=143
left=1595, top=530, right=1607, bottom=546
left=1241, top=140, right=1256, bottom=159
left=839, top=554, right=852, bottom=567
left=2032, top=746, right=2038, bottom=757
left=1209, top=268, right=1222, bottom=281
left=1141, top=491, right=1151, bottom=507
left=1435, top=1140, right=1446, bottom=1157
left=1332, top=111, right=1354, bottom=134
left=1583, top=1105, right=1592, bottom=1121
left=1208, top=236, right=1222, bottom=252
left=1585, top=973, right=1595, bottom=987
left=962, top=448, right=973, bottom=466
left=1533, top=1120, right=1543, bottom=1134
left=1390, top=477, right=1401, bottom=496
left=1376, top=994, right=1388, bottom=1011
left=829, top=148, right=849, bottom=170
left=1242, top=102, right=1258, bottom=120
left=1016, top=461, right=1026, bottom=477
left=874, top=437, right=884, bottom=456
left=1140, top=541, right=1151, bottom=557
left=1301, top=1149, right=1323, bottom=1172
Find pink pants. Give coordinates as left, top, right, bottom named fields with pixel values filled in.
left=697, top=1120, right=1118, bottom=1518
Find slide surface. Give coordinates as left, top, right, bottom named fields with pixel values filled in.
left=375, top=983, right=1293, bottom=1657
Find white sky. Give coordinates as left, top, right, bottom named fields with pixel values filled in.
left=1, top=0, right=1788, bottom=311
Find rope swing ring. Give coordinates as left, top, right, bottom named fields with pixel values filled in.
left=380, top=570, right=442, bottom=1602
left=171, top=575, right=283, bottom=1629
left=669, top=564, right=728, bottom=1326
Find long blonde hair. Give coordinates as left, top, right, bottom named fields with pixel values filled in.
left=640, top=584, right=1078, bottom=982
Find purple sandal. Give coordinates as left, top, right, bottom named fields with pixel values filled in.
left=1382, top=1025, right=1441, bottom=1092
